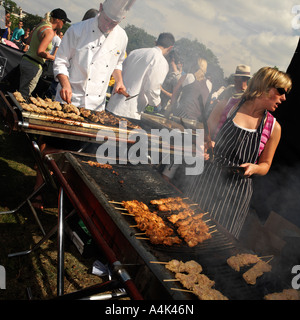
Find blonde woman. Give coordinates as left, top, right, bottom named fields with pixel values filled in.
left=166, top=56, right=211, bottom=121
left=186, top=67, right=292, bottom=239
left=19, top=8, right=70, bottom=96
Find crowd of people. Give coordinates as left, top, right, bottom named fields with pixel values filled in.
left=0, top=0, right=293, bottom=240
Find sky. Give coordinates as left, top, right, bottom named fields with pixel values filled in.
left=15, top=0, right=300, bottom=78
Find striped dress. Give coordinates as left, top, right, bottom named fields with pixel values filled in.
left=185, top=99, right=274, bottom=238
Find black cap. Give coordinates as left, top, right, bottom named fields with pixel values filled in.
left=51, top=8, right=71, bottom=23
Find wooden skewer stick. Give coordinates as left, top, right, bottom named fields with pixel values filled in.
left=121, top=212, right=135, bottom=217
left=149, top=261, right=167, bottom=264
left=109, top=201, right=123, bottom=205
left=164, top=279, right=180, bottom=282
left=171, top=288, right=193, bottom=293
left=259, top=255, right=274, bottom=259
left=136, top=237, right=150, bottom=240
left=135, top=233, right=146, bottom=236
left=203, top=219, right=211, bottom=223
left=266, top=256, right=274, bottom=264
left=130, top=225, right=138, bottom=228
left=209, top=225, right=216, bottom=229
left=209, top=229, right=218, bottom=235
left=114, top=207, right=128, bottom=211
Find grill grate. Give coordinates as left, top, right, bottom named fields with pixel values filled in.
left=54, top=152, right=287, bottom=300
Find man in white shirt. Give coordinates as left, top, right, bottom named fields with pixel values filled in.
left=106, top=33, right=175, bottom=119
left=53, top=0, right=136, bottom=111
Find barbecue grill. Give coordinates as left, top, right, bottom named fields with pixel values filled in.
left=0, top=89, right=290, bottom=300
left=44, top=151, right=287, bottom=300
left=0, top=90, right=185, bottom=143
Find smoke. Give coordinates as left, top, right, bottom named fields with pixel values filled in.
left=252, top=163, right=300, bottom=228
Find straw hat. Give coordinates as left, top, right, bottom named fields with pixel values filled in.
left=234, top=64, right=251, bottom=78
left=102, top=0, right=136, bottom=22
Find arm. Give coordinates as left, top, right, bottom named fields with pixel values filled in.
left=240, top=121, right=281, bottom=177
left=112, top=69, right=126, bottom=94
left=164, top=74, right=186, bottom=118
left=207, top=99, right=227, bottom=138
left=37, top=28, right=55, bottom=61
left=53, top=27, right=74, bottom=103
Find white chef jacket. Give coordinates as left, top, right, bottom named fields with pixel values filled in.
left=53, top=16, right=128, bottom=111
left=106, top=46, right=169, bottom=119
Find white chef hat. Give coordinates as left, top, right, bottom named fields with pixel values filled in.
left=102, top=0, right=136, bottom=22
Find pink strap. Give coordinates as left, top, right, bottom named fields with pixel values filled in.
left=215, top=98, right=274, bottom=158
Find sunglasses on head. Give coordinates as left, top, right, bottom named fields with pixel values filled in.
left=276, top=88, right=287, bottom=95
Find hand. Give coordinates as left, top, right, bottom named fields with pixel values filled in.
left=204, top=140, right=215, bottom=160
left=239, top=163, right=257, bottom=177
left=60, top=85, right=72, bottom=104
left=114, top=82, right=127, bottom=97
left=57, top=74, right=72, bottom=104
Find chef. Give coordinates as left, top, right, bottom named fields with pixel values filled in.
left=53, top=0, right=136, bottom=111
left=106, top=32, right=175, bottom=119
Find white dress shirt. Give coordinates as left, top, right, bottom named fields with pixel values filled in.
left=53, top=16, right=127, bottom=111
left=106, top=46, right=169, bottom=119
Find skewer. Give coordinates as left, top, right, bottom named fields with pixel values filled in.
left=171, top=288, right=193, bottom=294
left=135, top=233, right=146, bottom=236
left=209, top=230, right=218, bottom=235
left=203, top=219, right=211, bottom=223
left=136, top=237, right=150, bottom=240
left=164, top=279, right=180, bottom=282
left=110, top=201, right=123, bottom=205
left=120, top=212, right=135, bottom=217
left=130, top=225, right=138, bottom=228
left=150, top=261, right=167, bottom=264
left=266, top=256, right=274, bottom=264
left=209, top=225, right=216, bottom=229
left=114, top=207, right=128, bottom=211
left=259, top=255, right=274, bottom=259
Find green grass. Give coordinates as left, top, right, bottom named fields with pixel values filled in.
left=0, top=125, right=103, bottom=300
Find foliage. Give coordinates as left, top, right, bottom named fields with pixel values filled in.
left=125, top=24, right=156, bottom=53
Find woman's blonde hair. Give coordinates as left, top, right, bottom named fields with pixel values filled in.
left=243, top=67, right=292, bottom=101
left=194, top=58, right=207, bottom=81
left=44, top=12, right=51, bottom=23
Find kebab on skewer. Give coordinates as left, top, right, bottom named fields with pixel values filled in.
left=227, top=253, right=261, bottom=272
left=175, top=214, right=212, bottom=247
left=264, top=289, right=300, bottom=300
left=192, top=285, right=229, bottom=300
left=175, top=272, right=215, bottom=290
left=150, top=197, right=187, bottom=205
left=164, top=259, right=203, bottom=274
left=13, top=91, right=25, bottom=102
left=162, top=259, right=228, bottom=300
left=242, top=260, right=272, bottom=285
left=122, top=200, right=182, bottom=246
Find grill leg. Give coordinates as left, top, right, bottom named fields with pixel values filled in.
left=57, top=188, right=65, bottom=297
left=0, top=183, right=45, bottom=215
left=0, top=183, right=46, bottom=236
left=8, top=209, right=76, bottom=258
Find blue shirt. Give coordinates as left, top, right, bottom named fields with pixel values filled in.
left=11, top=27, right=24, bottom=41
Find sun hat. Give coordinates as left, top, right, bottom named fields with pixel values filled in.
left=234, top=64, right=251, bottom=78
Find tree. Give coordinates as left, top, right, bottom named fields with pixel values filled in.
left=125, top=24, right=156, bottom=53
